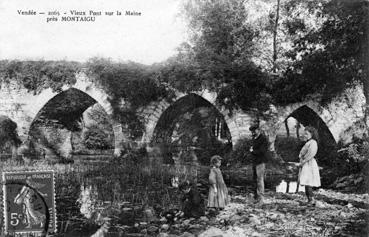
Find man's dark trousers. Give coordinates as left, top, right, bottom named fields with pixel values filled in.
left=253, top=163, right=265, bottom=201
left=251, top=133, right=269, bottom=202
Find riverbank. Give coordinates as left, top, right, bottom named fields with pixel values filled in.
left=86, top=188, right=369, bottom=237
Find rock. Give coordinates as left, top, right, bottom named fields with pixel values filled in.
left=173, top=224, right=181, bottom=229
left=230, top=214, right=243, bottom=223
left=189, top=224, right=202, bottom=230
left=251, top=232, right=263, bottom=237
left=179, top=232, right=195, bottom=237
left=264, top=223, right=274, bottom=228
left=315, top=200, right=326, bottom=208
left=200, top=216, right=209, bottom=222
left=183, top=219, right=191, bottom=226
left=334, top=226, right=342, bottom=230
left=160, top=217, right=167, bottom=223
left=250, top=216, right=261, bottom=225
left=139, top=222, right=148, bottom=226
left=336, top=182, right=346, bottom=188
left=147, top=225, right=159, bottom=234
left=354, top=177, right=364, bottom=184
left=269, top=213, right=279, bottom=220
left=123, top=207, right=133, bottom=212
left=198, top=227, right=224, bottom=237
left=347, top=203, right=353, bottom=209
left=161, top=224, right=170, bottom=231
left=158, top=233, right=169, bottom=237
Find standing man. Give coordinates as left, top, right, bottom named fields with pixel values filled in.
left=249, top=124, right=269, bottom=205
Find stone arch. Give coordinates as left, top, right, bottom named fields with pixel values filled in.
left=140, top=93, right=237, bottom=164
left=274, top=104, right=337, bottom=166
left=24, top=75, right=123, bottom=156
left=139, top=92, right=240, bottom=145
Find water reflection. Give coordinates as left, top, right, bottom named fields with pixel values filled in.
left=77, top=183, right=99, bottom=219
left=276, top=180, right=305, bottom=193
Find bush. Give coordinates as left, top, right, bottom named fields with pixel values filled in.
left=83, top=126, right=113, bottom=150
left=336, top=137, right=369, bottom=174
left=0, top=116, right=21, bottom=150
left=226, top=137, right=253, bottom=165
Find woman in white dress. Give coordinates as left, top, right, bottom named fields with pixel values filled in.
left=298, top=126, right=321, bottom=205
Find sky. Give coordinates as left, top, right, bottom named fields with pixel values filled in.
left=0, top=0, right=187, bottom=65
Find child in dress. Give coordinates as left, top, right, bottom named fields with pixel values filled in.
left=208, top=155, right=229, bottom=212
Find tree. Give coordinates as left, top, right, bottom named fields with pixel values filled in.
left=272, top=0, right=281, bottom=73
left=0, top=116, right=21, bottom=159
left=274, top=0, right=368, bottom=110
left=161, top=0, right=272, bottom=113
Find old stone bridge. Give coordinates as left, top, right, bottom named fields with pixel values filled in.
left=0, top=72, right=366, bottom=159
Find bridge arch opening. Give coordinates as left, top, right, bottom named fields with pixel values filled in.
left=275, top=105, right=337, bottom=167
left=28, top=88, right=115, bottom=160
left=151, top=93, right=232, bottom=165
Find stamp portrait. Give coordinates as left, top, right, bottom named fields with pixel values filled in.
left=2, top=170, right=56, bottom=234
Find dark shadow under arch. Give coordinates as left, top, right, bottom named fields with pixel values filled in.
left=151, top=94, right=232, bottom=165
left=31, top=88, right=97, bottom=131
left=276, top=105, right=337, bottom=167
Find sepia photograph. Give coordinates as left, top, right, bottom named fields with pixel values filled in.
left=0, top=0, right=368, bottom=236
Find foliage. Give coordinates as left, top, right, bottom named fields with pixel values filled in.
left=73, top=104, right=114, bottom=153
left=216, top=64, right=272, bottom=112
left=85, top=58, right=170, bottom=109
left=0, top=60, right=80, bottom=94
left=338, top=137, right=369, bottom=172
left=0, top=116, right=21, bottom=149
left=274, top=0, right=369, bottom=105
left=161, top=0, right=272, bottom=113
left=226, top=137, right=253, bottom=165
left=182, top=0, right=257, bottom=69
left=173, top=0, right=368, bottom=113
left=83, top=125, right=113, bottom=150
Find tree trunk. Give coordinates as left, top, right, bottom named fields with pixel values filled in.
left=285, top=118, right=290, bottom=137
left=296, top=121, right=300, bottom=140
left=272, top=0, right=281, bottom=73
left=364, top=80, right=369, bottom=132
left=364, top=20, right=369, bottom=132
left=11, top=142, right=18, bottom=160
left=363, top=3, right=369, bottom=133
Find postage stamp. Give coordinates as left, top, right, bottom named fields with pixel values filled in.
left=2, top=170, right=56, bottom=234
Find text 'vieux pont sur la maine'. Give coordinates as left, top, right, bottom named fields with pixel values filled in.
left=17, top=10, right=142, bottom=22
